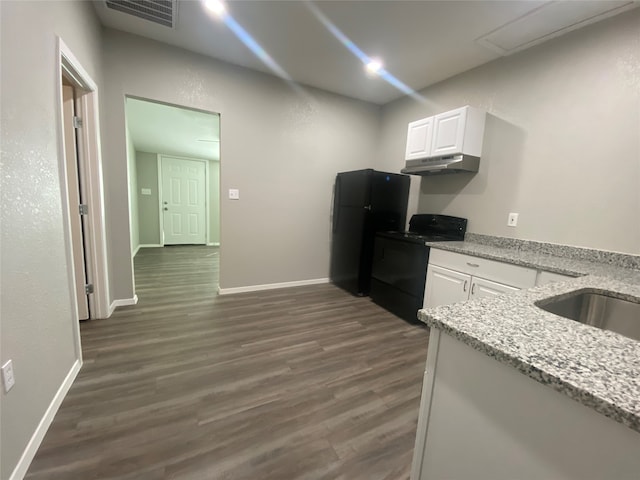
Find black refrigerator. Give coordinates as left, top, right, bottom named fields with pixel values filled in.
left=330, top=169, right=410, bottom=296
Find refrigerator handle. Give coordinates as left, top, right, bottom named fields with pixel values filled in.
left=332, top=176, right=341, bottom=233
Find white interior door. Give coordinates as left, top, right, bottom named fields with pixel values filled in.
left=62, top=84, right=90, bottom=320
left=161, top=156, right=206, bottom=245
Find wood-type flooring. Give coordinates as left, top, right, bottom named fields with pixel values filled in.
left=26, top=246, right=429, bottom=480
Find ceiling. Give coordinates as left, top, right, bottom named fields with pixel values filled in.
left=126, top=98, right=220, bottom=160
left=96, top=1, right=638, bottom=105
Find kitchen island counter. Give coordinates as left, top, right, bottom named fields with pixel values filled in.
left=419, top=236, right=640, bottom=432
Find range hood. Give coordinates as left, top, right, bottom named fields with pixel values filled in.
left=401, top=154, right=480, bottom=176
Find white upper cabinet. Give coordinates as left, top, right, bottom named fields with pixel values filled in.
left=405, top=105, right=486, bottom=161
left=405, top=117, right=434, bottom=160
left=431, top=107, right=469, bottom=156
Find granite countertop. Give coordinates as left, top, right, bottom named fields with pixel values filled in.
left=418, top=235, right=640, bottom=433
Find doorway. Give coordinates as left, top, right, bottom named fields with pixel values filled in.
left=57, top=38, right=110, bottom=326
left=123, top=97, right=221, bottom=288
left=61, top=80, right=91, bottom=320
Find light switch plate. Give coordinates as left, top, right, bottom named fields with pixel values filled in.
left=229, top=188, right=240, bottom=200
left=141, top=188, right=152, bottom=195
left=508, top=212, right=519, bottom=227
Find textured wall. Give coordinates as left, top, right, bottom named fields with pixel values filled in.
left=136, top=152, right=161, bottom=245
left=378, top=10, right=640, bottom=254
left=0, top=1, right=103, bottom=478
left=102, top=29, right=381, bottom=294
left=126, top=125, right=140, bottom=254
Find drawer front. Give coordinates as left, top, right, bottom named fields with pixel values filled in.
left=429, top=248, right=537, bottom=289
left=536, top=270, right=576, bottom=286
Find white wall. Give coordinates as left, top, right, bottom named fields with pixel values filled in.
left=136, top=152, right=161, bottom=245
left=378, top=10, right=640, bottom=254
left=101, top=29, right=381, bottom=296
left=126, top=124, right=140, bottom=255
left=209, top=160, right=221, bottom=245
left=0, top=1, right=103, bottom=478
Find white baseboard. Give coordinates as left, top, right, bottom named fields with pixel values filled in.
left=9, top=359, right=82, bottom=480
left=207, top=242, right=220, bottom=247
left=132, top=244, right=141, bottom=258
left=218, top=278, right=328, bottom=295
left=134, top=244, right=163, bottom=257
left=108, top=294, right=139, bottom=316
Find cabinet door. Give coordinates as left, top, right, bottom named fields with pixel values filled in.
left=424, top=265, right=470, bottom=308
left=470, top=277, right=519, bottom=300
left=405, top=117, right=434, bottom=160
left=431, top=106, right=467, bottom=156
left=536, top=270, right=575, bottom=286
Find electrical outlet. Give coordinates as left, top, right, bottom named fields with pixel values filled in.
left=228, top=188, right=240, bottom=200
left=2, top=360, right=15, bottom=393
left=508, top=212, right=519, bottom=227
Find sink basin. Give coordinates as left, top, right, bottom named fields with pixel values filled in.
left=536, top=290, right=640, bottom=342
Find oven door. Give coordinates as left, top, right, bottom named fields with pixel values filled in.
left=371, top=234, right=429, bottom=298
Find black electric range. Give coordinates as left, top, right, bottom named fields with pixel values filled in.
left=370, top=214, right=467, bottom=322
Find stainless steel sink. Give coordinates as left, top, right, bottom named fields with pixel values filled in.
left=536, top=290, right=640, bottom=342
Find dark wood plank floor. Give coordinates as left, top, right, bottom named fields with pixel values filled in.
left=26, top=246, right=429, bottom=480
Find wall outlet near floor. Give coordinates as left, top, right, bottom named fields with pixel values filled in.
left=507, top=212, right=519, bottom=227
left=2, top=359, right=15, bottom=393
left=228, top=188, right=240, bottom=200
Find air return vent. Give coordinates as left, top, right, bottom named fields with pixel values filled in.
left=105, top=0, right=177, bottom=28
left=476, top=1, right=637, bottom=56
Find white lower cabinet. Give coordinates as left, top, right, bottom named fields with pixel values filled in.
left=410, top=331, right=640, bottom=480
left=424, top=250, right=536, bottom=308
left=425, top=265, right=521, bottom=308
left=471, top=275, right=520, bottom=299
left=425, top=265, right=469, bottom=307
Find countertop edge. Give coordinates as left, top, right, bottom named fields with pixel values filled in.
left=424, top=242, right=585, bottom=276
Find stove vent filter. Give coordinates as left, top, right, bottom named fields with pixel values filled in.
left=105, top=0, right=177, bottom=28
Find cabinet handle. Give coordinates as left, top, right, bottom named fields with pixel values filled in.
left=463, top=280, right=468, bottom=292
left=471, top=283, right=476, bottom=295
left=467, top=262, right=480, bottom=268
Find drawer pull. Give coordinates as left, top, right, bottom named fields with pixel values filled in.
left=463, top=280, right=468, bottom=292
left=467, top=262, right=480, bottom=268
left=471, top=283, right=476, bottom=295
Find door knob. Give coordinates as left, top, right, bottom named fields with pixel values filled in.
left=163, top=207, right=168, bottom=211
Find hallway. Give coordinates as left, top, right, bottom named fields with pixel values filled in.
left=26, top=246, right=429, bottom=479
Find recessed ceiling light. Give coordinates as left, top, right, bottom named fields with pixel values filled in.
left=365, top=59, right=383, bottom=75
left=203, top=0, right=227, bottom=18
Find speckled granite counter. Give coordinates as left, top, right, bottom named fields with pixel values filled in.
left=418, top=235, right=640, bottom=433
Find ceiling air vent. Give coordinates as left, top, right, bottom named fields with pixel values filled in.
left=105, top=0, right=177, bottom=28
left=476, top=1, right=638, bottom=56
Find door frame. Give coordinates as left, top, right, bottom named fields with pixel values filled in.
left=56, top=38, right=110, bottom=326
left=61, top=83, right=90, bottom=321
left=157, top=154, right=210, bottom=246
